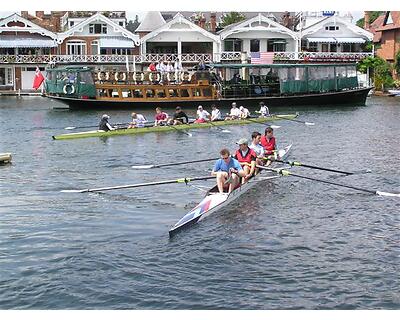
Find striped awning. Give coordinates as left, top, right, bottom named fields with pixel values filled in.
left=335, top=37, right=366, bottom=43
left=99, top=38, right=135, bottom=48
left=0, top=38, right=57, bottom=48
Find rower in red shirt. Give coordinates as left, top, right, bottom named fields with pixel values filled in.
left=260, top=127, right=277, bottom=166
left=233, top=138, right=257, bottom=183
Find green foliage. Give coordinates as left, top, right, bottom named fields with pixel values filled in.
left=395, top=50, right=400, bottom=74
left=356, top=11, right=384, bottom=28
left=358, top=56, right=394, bottom=90
left=220, top=12, right=246, bottom=28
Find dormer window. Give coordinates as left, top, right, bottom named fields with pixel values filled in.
left=69, top=21, right=74, bottom=27
left=89, top=23, right=107, bottom=34
left=384, top=12, right=393, bottom=25
left=325, top=25, right=339, bottom=31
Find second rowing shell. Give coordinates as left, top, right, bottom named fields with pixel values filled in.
left=52, top=114, right=297, bottom=140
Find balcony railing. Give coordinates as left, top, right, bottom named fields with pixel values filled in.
left=0, top=52, right=373, bottom=65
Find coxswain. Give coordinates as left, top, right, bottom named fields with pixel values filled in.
left=225, top=102, right=241, bottom=120
left=194, top=105, right=211, bottom=123
left=239, top=106, right=251, bottom=119
left=212, top=148, right=245, bottom=193
left=233, top=138, right=257, bottom=183
left=169, top=106, right=189, bottom=125
left=249, top=131, right=265, bottom=168
left=128, top=112, right=147, bottom=128
left=257, top=102, right=270, bottom=117
left=260, top=127, right=277, bottom=166
left=210, top=104, right=222, bottom=121
left=98, top=114, right=114, bottom=131
left=154, top=107, right=169, bottom=126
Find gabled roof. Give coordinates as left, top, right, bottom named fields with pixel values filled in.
left=301, top=15, right=373, bottom=41
left=219, top=13, right=298, bottom=40
left=136, top=11, right=165, bottom=32
left=140, top=12, right=220, bottom=43
left=57, top=12, right=140, bottom=45
left=0, top=13, right=57, bottom=39
left=368, top=14, right=385, bottom=43
left=375, top=11, right=400, bottom=31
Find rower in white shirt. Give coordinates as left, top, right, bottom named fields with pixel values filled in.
left=194, top=105, right=211, bottom=123
left=225, top=102, right=241, bottom=120
left=249, top=131, right=265, bottom=169
left=128, top=112, right=148, bottom=128
left=257, top=101, right=270, bottom=117
left=210, top=104, right=222, bottom=121
left=239, top=106, right=251, bottom=119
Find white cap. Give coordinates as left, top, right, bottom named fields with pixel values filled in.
left=236, top=138, right=248, bottom=145
left=232, top=102, right=237, bottom=107
left=102, top=114, right=110, bottom=120
left=198, top=105, right=203, bottom=109
left=239, top=106, right=244, bottom=110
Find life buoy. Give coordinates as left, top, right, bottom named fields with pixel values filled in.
left=63, top=84, right=75, bottom=95
left=180, top=71, right=192, bottom=82
left=149, top=72, right=161, bottom=83
left=114, top=72, right=127, bottom=82
left=97, top=71, right=109, bottom=81
left=166, top=72, right=176, bottom=82
left=134, top=72, right=145, bottom=82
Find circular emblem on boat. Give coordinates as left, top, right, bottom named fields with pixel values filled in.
left=63, top=84, right=75, bottom=95
left=114, top=72, right=127, bottom=82
left=166, top=72, right=176, bottom=82
left=180, top=71, right=192, bottom=82
left=134, top=72, right=144, bottom=83
left=97, top=71, right=109, bottom=81
left=149, top=72, right=161, bottom=83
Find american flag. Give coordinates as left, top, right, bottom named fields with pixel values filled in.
left=250, top=52, right=274, bottom=64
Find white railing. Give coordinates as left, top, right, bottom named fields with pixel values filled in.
left=0, top=52, right=373, bottom=65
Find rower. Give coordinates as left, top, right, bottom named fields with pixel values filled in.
left=210, top=104, right=222, bottom=121
left=249, top=131, right=265, bottom=168
left=257, top=101, right=270, bottom=117
left=260, top=127, right=277, bottom=165
left=154, top=107, right=169, bottom=126
left=212, top=148, right=245, bottom=193
left=169, top=106, right=189, bottom=125
left=225, top=102, right=241, bottom=120
left=233, top=138, right=257, bottom=183
left=239, top=106, right=251, bottom=119
left=128, top=112, right=147, bottom=128
left=98, top=114, right=115, bottom=131
left=194, top=105, right=211, bottom=123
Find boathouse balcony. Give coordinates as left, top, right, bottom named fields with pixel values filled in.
left=0, top=51, right=373, bottom=65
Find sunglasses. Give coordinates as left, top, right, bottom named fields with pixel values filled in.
left=222, top=156, right=230, bottom=160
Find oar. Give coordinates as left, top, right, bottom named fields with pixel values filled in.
left=267, top=159, right=354, bottom=175
left=64, top=122, right=131, bottom=130
left=273, top=114, right=315, bottom=126
left=169, top=124, right=193, bottom=137
left=60, top=175, right=215, bottom=193
left=257, top=165, right=400, bottom=198
left=245, top=117, right=281, bottom=129
left=132, top=157, right=218, bottom=169
left=208, top=121, right=231, bottom=133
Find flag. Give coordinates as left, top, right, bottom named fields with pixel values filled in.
left=250, top=52, right=274, bottom=64
left=32, top=66, right=44, bottom=90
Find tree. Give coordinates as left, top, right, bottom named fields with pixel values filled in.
left=358, top=56, right=394, bottom=91
left=126, top=15, right=140, bottom=32
left=356, top=11, right=384, bottom=28
left=220, top=12, right=246, bottom=28
left=395, top=50, right=400, bottom=76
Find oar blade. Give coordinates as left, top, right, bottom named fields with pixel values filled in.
left=305, top=122, right=315, bottom=126
left=131, top=165, right=155, bottom=169
left=221, top=129, right=231, bottom=133
left=376, top=191, right=400, bottom=198
left=270, top=125, right=281, bottom=129
left=60, top=189, right=88, bottom=193
left=64, top=126, right=76, bottom=130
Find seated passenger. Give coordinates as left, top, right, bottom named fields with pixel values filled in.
left=233, top=138, right=257, bottom=183
left=98, top=114, right=115, bottom=131
left=211, top=104, right=222, bottom=121
left=194, top=105, right=211, bottom=123
left=168, top=106, right=189, bottom=125
left=260, top=127, right=277, bottom=166
left=154, top=107, right=169, bottom=126
left=257, top=102, right=270, bottom=117
left=225, top=102, right=241, bottom=120
left=128, top=112, right=147, bottom=128
left=239, top=106, right=251, bottom=119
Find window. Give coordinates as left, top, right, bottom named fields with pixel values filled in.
left=111, top=48, right=130, bottom=55
left=69, top=21, right=74, bottom=27
left=89, top=23, right=107, bottom=34
left=250, top=39, right=260, bottom=52
left=308, top=42, right=318, bottom=52
left=91, top=40, right=99, bottom=55
left=325, top=25, right=339, bottom=31
left=267, top=39, right=286, bottom=52
left=119, top=21, right=124, bottom=26
left=0, top=68, right=13, bottom=85
left=224, top=39, right=242, bottom=52
left=330, top=43, right=337, bottom=52
left=66, top=40, right=87, bottom=55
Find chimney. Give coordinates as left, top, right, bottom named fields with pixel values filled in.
left=21, top=11, right=29, bottom=18
left=36, top=11, right=44, bottom=19
left=210, top=12, right=216, bottom=32
left=199, top=16, right=206, bottom=29
left=364, top=11, right=370, bottom=30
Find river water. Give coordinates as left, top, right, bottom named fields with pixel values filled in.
left=0, top=95, right=399, bottom=309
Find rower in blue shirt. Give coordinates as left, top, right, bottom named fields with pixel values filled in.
left=212, top=148, right=245, bottom=193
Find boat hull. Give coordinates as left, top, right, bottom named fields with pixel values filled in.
left=0, top=153, right=12, bottom=165
left=46, top=87, right=372, bottom=109
left=52, top=115, right=297, bottom=140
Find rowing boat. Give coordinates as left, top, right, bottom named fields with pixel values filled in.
left=169, top=144, right=292, bottom=237
left=0, top=153, right=12, bottom=165
left=52, top=114, right=297, bottom=140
